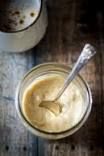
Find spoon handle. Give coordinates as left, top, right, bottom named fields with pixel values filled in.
left=55, top=44, right=96, bottom=101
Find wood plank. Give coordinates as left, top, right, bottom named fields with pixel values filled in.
left=0, top=51, right=38, bottom=156
left=36, top=0, right=104, bottom=155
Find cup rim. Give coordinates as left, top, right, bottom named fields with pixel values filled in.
left=0, top=0, right=43, bottom=34
left=15, top=62, right=92, bottom=139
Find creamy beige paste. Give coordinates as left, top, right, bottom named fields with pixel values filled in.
left=22, top=74, right=84, bottom=132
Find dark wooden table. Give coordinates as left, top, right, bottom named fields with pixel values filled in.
left=0, top=0, right=104, bottom=155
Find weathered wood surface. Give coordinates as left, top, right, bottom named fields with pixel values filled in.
left=0, top=0, right=104, bottom=155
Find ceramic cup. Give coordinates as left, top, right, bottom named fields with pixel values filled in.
left=0, top=0, right=48, bottom=52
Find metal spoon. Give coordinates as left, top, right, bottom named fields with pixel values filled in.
left=39, top=44, right=96, bottom=115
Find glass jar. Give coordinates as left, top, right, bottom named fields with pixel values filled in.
left=15, top=63, right=92, bottom=139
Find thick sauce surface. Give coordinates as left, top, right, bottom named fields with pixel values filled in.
left=22, top=74, right=83, bottom=132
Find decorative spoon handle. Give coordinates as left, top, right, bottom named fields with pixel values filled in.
left=55, top=44, right=96, bottom=101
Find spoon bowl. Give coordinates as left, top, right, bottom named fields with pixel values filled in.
left=39, top=101, right=62, bottom=116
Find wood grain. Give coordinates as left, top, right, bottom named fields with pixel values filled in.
left=0, top=0, right=104, bottom=155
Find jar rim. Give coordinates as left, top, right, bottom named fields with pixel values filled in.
left=15, top=62, right=92, bottom=139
